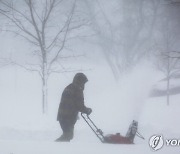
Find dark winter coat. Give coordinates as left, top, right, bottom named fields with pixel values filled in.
left=57, top=82, right=89, bottom=122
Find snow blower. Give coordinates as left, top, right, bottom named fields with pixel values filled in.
left=81, top=113, right=145, bottom=144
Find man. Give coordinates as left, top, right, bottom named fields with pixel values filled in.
left=56, top=73, right=92, bottom=142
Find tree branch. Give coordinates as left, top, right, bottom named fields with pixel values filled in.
left=10, top=60, right=43, bottom=79
left=0, top=10, right=38, bottom=41
left=26, top=0, right=43, bottom=50
left=48, top=0, right=77, bottom=72
left=2, top=29, right=39, bottom=46
left=0, top=1, right=34, bottom=26
left=42, top=0, right=56, bottom=49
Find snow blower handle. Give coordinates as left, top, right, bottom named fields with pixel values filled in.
left=81, top=113, right=105, bottom=143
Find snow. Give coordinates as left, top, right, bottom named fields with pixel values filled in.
left=0, top=60, right=179, bottom=154
left=0, top=1, right=179, bottom=153
left=0, top=140, right=179, bottom=154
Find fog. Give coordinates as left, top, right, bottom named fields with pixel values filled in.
left=0, top=0, right=180, bottom=154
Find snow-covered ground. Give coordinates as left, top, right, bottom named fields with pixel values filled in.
left=0, top=60, right=179, bottom=154
left=0, top=140, right=179, bottom=154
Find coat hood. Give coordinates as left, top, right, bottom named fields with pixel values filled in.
left=73, top=73, right=88, bottom=87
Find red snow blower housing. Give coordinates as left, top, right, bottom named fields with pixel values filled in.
left=81, top=113, right=145, bottom=144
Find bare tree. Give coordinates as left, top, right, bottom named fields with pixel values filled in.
left=83, top=0, right=161, bottom=80
left=154, top=0, right=180, bottom=105
left=157, top=51, right=179, bottom=105
left=0, top=0, right=86, bottom=113
left=83, top=0, right=120, bottom=80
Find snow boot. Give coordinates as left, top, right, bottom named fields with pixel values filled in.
left=55, top=135, right=70, bottom=142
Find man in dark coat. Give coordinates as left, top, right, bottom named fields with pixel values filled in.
left=56, top=73, right=92, bottom=142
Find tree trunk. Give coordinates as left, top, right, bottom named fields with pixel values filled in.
left=167, top=76, right=170, bottom=106
left=167, top=56, right=170, bottom=106
left=42, top=61, right=48, bottom=114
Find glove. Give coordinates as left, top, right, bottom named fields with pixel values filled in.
left=86, top=108, right=92, bottom=115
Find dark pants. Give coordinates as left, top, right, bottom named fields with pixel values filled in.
left=58, top=117, right=77, bottom=141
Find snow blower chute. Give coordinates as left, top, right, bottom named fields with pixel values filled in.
left=81, top=113, right=145, bottom=144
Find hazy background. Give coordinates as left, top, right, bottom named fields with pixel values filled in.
left=0, top=0, right=180, bottom=153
